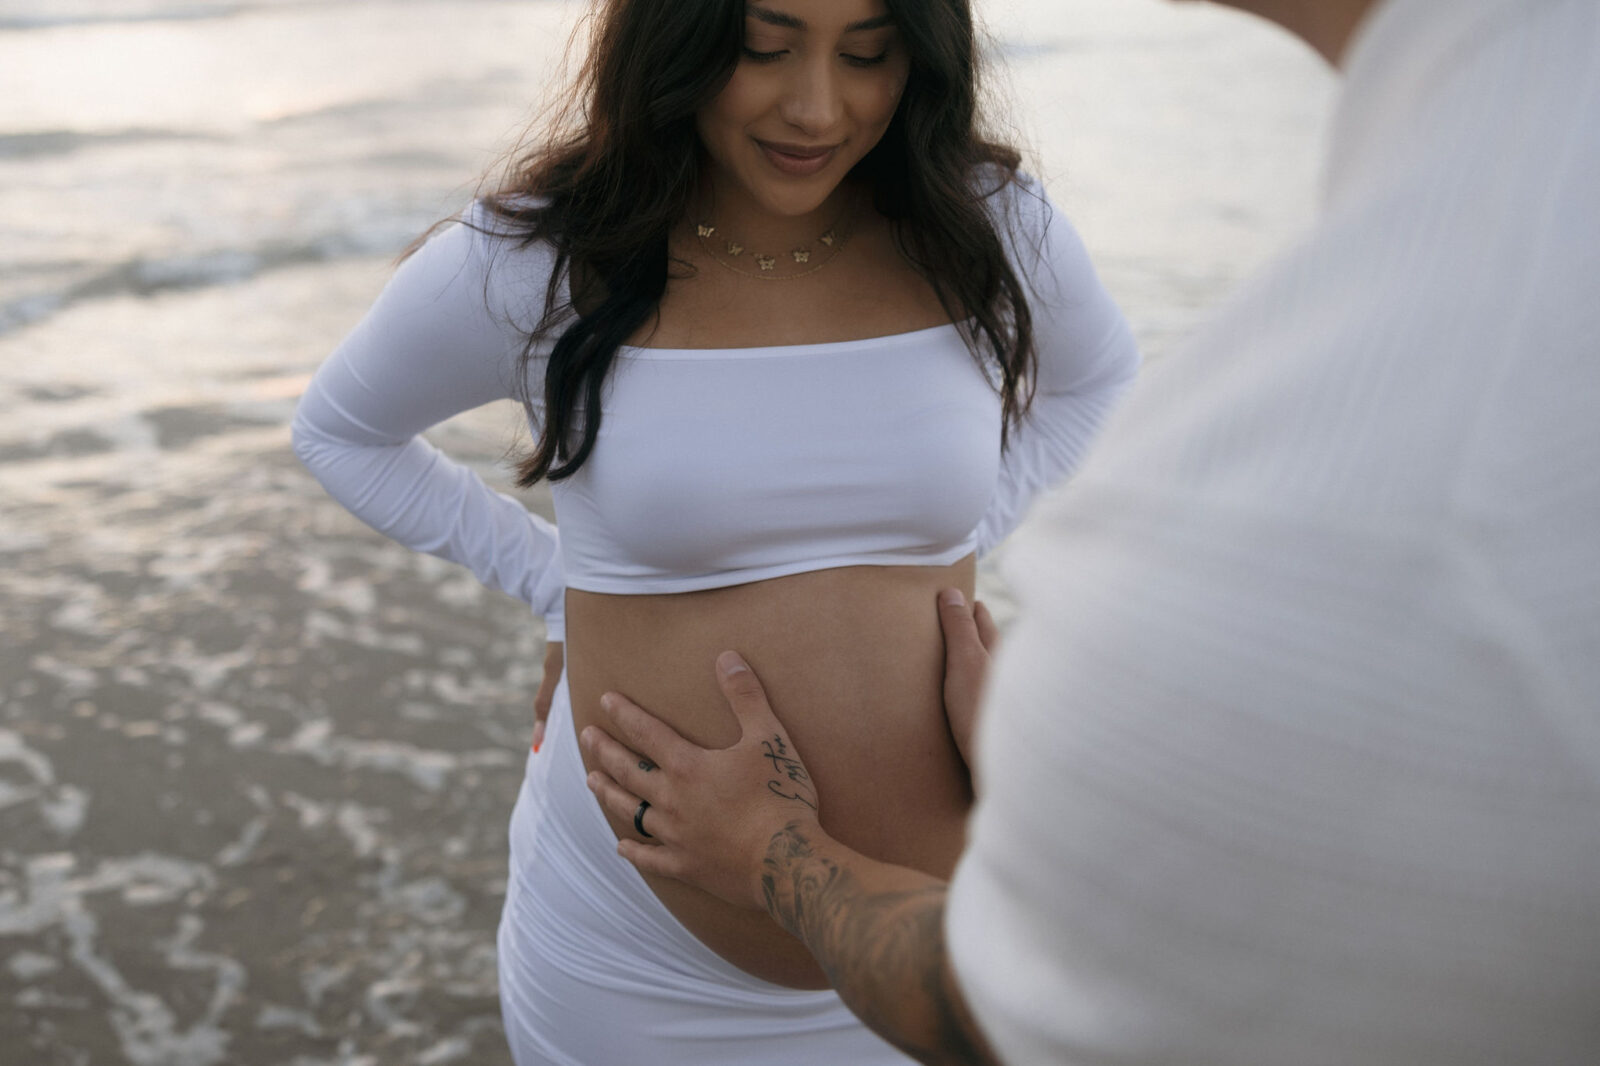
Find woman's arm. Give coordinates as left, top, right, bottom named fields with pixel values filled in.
left=290, top=207, right=566, bottom=637
left=974, top=179, right=1141, bottom=555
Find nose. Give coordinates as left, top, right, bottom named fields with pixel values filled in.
left=776, top=56, right=844, bottom=136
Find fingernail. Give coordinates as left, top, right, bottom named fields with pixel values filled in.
left=717, top=650, right=748, bottom=676
left=940, top=588, right=965, bottom=608
left=599, top=693, right=615, bottom=713
left=586, top=772, right=600, bottom=790
left=531, top=720, right=546, bottom=753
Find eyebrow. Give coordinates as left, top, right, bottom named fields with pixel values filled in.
left=747, top=6, right=896, bottom=33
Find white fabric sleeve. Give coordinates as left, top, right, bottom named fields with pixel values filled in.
left=946, top=486, right=1600, bottom=1066
left=973, top=179, right=1141, bottom=556
left=291, top=207, right=567, bottom=640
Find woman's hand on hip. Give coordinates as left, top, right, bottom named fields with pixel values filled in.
left=938, top=588, right=999, bottom=773
left=581, top=651, right=823, bottom=912
left=531, top=641, right=563, bottom=752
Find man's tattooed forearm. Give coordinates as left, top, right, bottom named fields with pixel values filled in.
left=760, top=735, right=816, bottom=809
left=759, top=824, right=995, bottom=1066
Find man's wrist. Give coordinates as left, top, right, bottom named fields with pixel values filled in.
left=757, top=818, right=833, bottom=934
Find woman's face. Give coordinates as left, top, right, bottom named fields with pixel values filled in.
left=697, top=0, right=911, bottom=219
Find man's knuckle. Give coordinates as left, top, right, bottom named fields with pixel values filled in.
left=722, top=670, right=762, bottom=695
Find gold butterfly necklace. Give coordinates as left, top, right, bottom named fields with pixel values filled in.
left=694, top=201, right=853, bottom=281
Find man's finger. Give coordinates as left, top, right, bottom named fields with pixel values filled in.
left=598, top=691, right=692, bottom=766
left=973, top=600, right=1000, bottom=653
left=585, top=770, right=653, bottom=839
left=617, top=838, right=680, bottom=880
left=582, top=724, right=659, bottom=802
left=715, top=651, right=779, bottom=732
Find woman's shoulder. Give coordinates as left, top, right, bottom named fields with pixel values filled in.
left=964, top=164, right=1071, bottom=282
left=967, top=162, right=1058, bottom=245
left=458, top=195, right=555, bottom=263
left=439, top=196, right=563, bottom=332
left=463, top=192, right=547, bottom=229
left=968, top=162, right=1048, bottom=214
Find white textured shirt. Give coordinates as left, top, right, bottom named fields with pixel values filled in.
left=947, top=1, right=1600, bottom=1063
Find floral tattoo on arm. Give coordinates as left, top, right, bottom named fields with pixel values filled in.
left=758, top=825, right=996, bottom=1066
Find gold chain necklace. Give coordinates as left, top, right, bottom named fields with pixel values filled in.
left=694, top=203, right=851, bottom=282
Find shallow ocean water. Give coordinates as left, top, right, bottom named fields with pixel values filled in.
left=0, top=1, right=1334, bottom=1062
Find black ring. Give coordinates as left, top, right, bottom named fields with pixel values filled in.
left=633, top=799, right=652, bottom=838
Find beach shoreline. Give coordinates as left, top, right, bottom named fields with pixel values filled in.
left=1, top=261, right=553, bottom=1064
left=0, top=2, right=1332, bottom=1061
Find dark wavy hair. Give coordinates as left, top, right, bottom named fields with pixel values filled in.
left=482, top=0, right=1035, bottom=485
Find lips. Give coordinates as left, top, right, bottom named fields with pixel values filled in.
left=756, top=139, right=839, bottom=176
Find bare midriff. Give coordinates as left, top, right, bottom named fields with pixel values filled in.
left=563, top=556, right=976, bottom=989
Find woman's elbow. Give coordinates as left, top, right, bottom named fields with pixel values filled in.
left=288, top=397, right=337, bottom=477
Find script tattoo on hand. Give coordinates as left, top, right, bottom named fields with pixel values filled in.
left=637, top=758, right=656, bottom=773
left=760, top=734, right=816, bottom=810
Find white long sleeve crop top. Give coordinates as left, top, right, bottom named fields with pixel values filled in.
left=291, top=175, right=1140, bottom=640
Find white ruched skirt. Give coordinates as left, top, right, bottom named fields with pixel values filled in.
left=496, top=672, right=917, bottom=1065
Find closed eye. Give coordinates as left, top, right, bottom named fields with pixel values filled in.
left=740, top=47, right=893, bottom=66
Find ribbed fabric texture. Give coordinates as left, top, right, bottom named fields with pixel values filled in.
left=947, top=1, right=1600, bottom=1063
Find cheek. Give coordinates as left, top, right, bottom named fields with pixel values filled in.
left=703, top=68, right=766, bottom=131
left=861, top=73, right=908, bottom=129
left=869, top=58, right=911, bottom=120
left=697, top=90, right=747, bottom=167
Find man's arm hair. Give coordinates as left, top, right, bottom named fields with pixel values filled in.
left=761, top=822, right=1000, bottom=1066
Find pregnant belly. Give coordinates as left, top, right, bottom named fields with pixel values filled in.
left=563, top=557, right=976, bottom=989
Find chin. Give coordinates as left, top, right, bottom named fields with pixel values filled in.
left=766, top=188, right=838, bottom=218
left=742, top=174, right=839, bottom=219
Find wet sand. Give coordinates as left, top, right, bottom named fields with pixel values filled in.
left=1, top=260, right=552, bottom=1066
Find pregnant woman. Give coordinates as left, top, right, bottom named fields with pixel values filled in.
left=291, top=0, right=1139, bottom=1061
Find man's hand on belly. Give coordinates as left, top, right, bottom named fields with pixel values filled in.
left=581, top=650, right=822, bottom=911
left=582, top=651, right=1000, bottom=1066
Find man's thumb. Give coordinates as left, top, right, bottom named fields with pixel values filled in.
left=716, top=651, right=774, bottom=727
